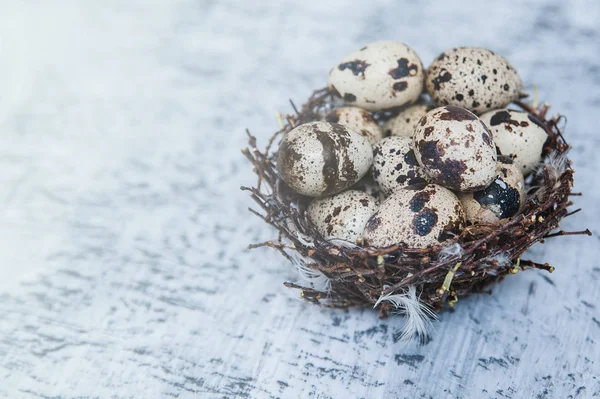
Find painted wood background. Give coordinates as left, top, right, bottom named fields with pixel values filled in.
left=0, top=0, right=599, bottom=398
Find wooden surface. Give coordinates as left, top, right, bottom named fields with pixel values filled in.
left=0, top=1, right=599, bottom=398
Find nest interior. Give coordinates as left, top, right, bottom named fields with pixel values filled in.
left=242, top=88, right=591, bottom=318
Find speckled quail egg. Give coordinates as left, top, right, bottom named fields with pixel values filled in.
left=383, top=103, right=432, bottom=139
left=413, top=106, right=497, bottom=192
left=328, top=41, right=424, bottom=111
left=307, top=190, right=379, bottom=243
left=277, top=121, right=372, bottom=197
left=372, top=136, right=428, bottom=195
left=426, top=47, right=523, bottom=114
left=363, top=183, right=465, bottom=248
left=479, top=109, right=548, bottom=175
left=457, top=159, right=526, bottom=225
left=325, top=106, right=383, bottom=146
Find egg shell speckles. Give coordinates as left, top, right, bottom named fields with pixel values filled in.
left=308, top=190, right=379, bottom=243
left=325, top=106, right=383, bottom=146
left=413, top=106, right=497, bottom=192
left=277, top=121, right=373, bottom=197
left=426, top=47, right=523, bottom=115
left=458, top=160, right=525, bottom=225
left=372, top=136, right=428, bottom=196
left=363, top=184, right=465, bottom=249
left=327, top=41, right=424, bottom=111
left=479, top=108, right=548, bottom=175
left=383, top=103, right=432, bottom=139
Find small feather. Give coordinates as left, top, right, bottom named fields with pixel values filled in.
left=438, top=243, right=463, bottom=262
left=477, top=252, right=511, bottom=269
left=490, top=252, right=511, bottom=266
left=289, top=252, right=331, bottom=293
left=375, top=285, right=438, bottom=345
left=292, top=230, right=315, bottom=248
left=532, top=150, right=570, bottom=200
left=327, top=238, right=362, bottom=249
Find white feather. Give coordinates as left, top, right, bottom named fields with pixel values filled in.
left=437, top=243, right=463, bottom=262
left=477, top=252, right=512, bottom=271
left=484, top=268, right=499, bottom=276
left=326, top=238, right=362, bottom=249
left=374, top=285, right=438, bottom=345
left=289, top=252, right=331, bottom=293
left=544, top=150, right=569, bottom=175
left=490, top=252, right=511, bottom=266
left=532, top=150, right=570, bottom=200
left=291, top=230, right=315, bottom=248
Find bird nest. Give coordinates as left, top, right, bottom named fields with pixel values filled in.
left=241, top=88, right=591, bottom=342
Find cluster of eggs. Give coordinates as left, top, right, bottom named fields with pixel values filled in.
left=277, top=41, right=548, bottom=249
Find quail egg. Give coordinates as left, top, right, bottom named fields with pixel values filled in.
left=328, top=41, right=424, bottom=111
left=308, top=190, right=379, bottom=243
left=372, top=136, right=428, bottom=195
left=426, top=47, right=522, bottom=114
left=383, top=103, right=432, bottom=139
left=479, top=108, right=548, bottom=174
left=457, top=159, right=526, bottom=225
left=413, top=106, right=497, bottom=191
left=363, top=183, right=465, bottom=248
left=277, top=121, right=373, bottom=197
left=325, top=106, right=383, bottom=146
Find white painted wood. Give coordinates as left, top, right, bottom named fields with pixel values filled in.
left=0, top=0, right=599, bottom=398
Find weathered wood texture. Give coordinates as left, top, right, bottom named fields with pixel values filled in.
left=0, top=1, right=599, bottom=398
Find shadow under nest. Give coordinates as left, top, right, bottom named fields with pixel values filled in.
left=241, top=88, right=591, bottom=340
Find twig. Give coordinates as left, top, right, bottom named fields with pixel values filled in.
left=544, top=229, right=592, bottom=238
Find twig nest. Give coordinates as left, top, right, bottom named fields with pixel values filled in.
left=327, top=41, right=424, bottom=111
left=479, top=109, right=548, bottom=174
left=307, top=190, right=379, bottom=243
left=277, top=121, right=373, bottom=197
left=383, top=103, right=432, bottom=138
left=413, top=106, right=497, bottom=191
left=457, top=159, right=526, bottom=224
left=372, top=136, right=428, bottom=195
left=242, top=41, right=590, bottom=343
left=325, top=106, right=383, bottom=146
left=363, top=183, right=465, bottom=248
left=426, top=47, right=522, bottom=114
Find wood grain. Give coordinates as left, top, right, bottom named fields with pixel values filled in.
left=0, top=0, right=599, bottom=398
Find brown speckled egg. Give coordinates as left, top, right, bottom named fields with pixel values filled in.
left=426, top=47, right=522, bottom=114
left=372, top=136, right=428, bottom=195
left=363, top=184, right=465, bottom=248
left=327, top=41, right=424, bottom=111
left=277, top=121, right=373, bottom=197
left=307, top=190, right=379, bottom=243
left=383, top=103, right=432, bottom=139
left=479, top=109, right=548, bottom=174
left=457, top=159, right=526, bottom=225
left=413, top=106, right=497, bottom=192
left=325, top=106, right=383, bottom=146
